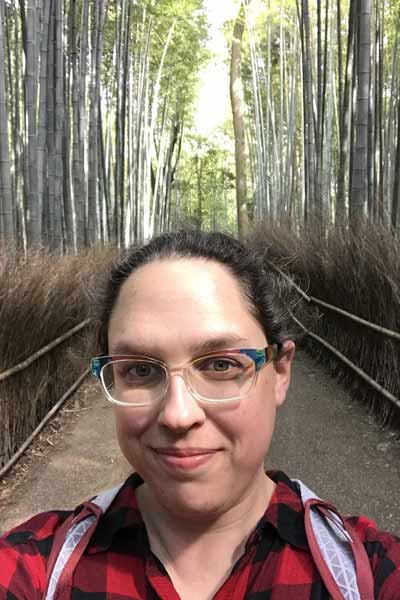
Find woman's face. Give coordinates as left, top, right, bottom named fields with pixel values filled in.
left=108, top=258, right=294, bottom=519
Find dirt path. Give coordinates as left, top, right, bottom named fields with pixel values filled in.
left=1, top=349, right=400, bottom=535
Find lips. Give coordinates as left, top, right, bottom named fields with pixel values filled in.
left=151, top=446, right=219, bottom=470
left=154, top=447, right=217, bottom=456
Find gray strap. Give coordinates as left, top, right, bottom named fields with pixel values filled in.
left=91, top=484, right=124, bottom=511
left=44, top=483, right=123, bottom=600
left=44, top=515, right=96, bottom=600
left=294, top=479, right=361, bottom=600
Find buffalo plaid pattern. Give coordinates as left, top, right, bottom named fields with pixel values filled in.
left=1, top=471, right=399, bottom=599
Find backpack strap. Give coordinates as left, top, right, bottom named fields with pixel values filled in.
left=43, top=479, right=375, bottom=600
left=43, top=484, right=123, bottom=600
left=294, top=479, right=374, bottom=600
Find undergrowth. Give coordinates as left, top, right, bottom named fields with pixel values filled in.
left=251, top=221, right=400, bottom=427
left=0, top=246, right=117, bottom=470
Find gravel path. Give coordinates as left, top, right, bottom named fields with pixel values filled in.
left=1, top=349, right=399, bottom=535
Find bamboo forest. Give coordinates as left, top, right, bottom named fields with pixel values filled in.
left=0, top=0, right=399, bottom=248
left=1, top=0, right=400, bottom=509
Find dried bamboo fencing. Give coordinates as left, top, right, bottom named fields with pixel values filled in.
left=3, top=265, right=399, bottom=479
left=0, top=319, right=92, bottom=478
left=0, top=319, right=91, bottom=382
left=268, top=262, right=400, bottom=410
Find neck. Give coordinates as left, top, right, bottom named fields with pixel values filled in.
left=136, top=470, right=275, bottom=567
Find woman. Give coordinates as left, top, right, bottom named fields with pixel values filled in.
left=1, top=230, right=399, bottom=599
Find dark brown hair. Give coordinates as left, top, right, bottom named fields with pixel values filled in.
left=97, top=230, right=292, bottom=354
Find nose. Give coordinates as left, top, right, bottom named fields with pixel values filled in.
left=157, top=373, right=206, bottom=432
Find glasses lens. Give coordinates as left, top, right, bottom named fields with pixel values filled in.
left=101, top=359, right=166, bottom=405
left=188, top=353, right=255, bottom=401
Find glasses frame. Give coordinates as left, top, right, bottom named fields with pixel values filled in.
left=91, top=344, right=280, bottom=407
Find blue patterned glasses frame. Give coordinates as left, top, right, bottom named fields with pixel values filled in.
left=91, top=345, right=279, bottom=407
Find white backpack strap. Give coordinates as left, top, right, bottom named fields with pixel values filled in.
left=91, top=484, right=123, bottom=512
left=44, top=484, right=123, bottom=600
left=293, top=479, right=374, bottom=600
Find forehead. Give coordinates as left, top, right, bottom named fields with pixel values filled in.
left=108, top=258, right=266, bottom=354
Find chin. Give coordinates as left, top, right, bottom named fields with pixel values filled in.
left=149, top=476, right=230, bottom=522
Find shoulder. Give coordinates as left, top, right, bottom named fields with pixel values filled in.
left=0, top=509, right=71, bottom=599
left=0, top=473, right=142, bottom=599
left=268, top=471, right=400, bottom=598
left=346, top=515, right=400, bottom=598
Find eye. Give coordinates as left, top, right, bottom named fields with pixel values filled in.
left=196, top=356, right=244, bottom=378
left=199, top=357, right=237, bottom=370
left=114, top=361, right=163, bottom=384
left=210, top=359, right=234, bottom=372
left=131, top=363, right=153, bottom=377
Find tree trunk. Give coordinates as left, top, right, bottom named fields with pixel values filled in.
left=23, top=0, right=40, bottom=245
left=75, top=0, right=89, bottom=247
left=12, top=4, right=25, bottom=246
left=114, top=0, right=125, bottom=245
left=45, top=0, right=55, bottom=247
left=53, top=0, right=64, bottom=251
left=96, top=0, right=107, bottom=243
left=383, top=29, right=398, bottom=217
left=37, top=0, right=51, bottom=245
left=376, top=3, right=384, bottom=224
left=87, top=0, right=106, bottom=245
left=350, top=0, right=372, bottom=224
left=63, top=0, right=75, bottom=250
left=337, top=0, right=343, bottom=123
left=119, top=0, right=131, bottom=245
left=0, top=4, right=14, bottom=239
left=391, top=93, right=400, bottom=233
left=195, top=154, right=203, bottom=230
left=337, top=0, right=355, bottom=224
left=230, top=2, right=249, bottom=241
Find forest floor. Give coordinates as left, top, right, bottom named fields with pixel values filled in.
left=1, top=348, right=400, bottom=535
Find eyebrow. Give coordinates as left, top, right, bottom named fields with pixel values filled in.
left=109, top=334, right=248, bottom=358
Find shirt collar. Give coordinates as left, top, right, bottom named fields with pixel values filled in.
left=87, top=471, right=147, bottom=554
left=254, top=470, right=309, bottom=550
left=87, top=470, right=308, bottom=554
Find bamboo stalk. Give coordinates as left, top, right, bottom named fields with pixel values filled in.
left=87, top=0, right=101, bottom=245
left=244, top=0, right=266, bottom=220
left=0, top=4, right=14, bottom=238
left=0, top=368, right=90, bottom=478
left=76, top=0, right=90, bottom=247
left=53, top=0, right=64, bottom=250
left=230, top=2, right=249, bottom=240
left=148, top=18, right=177, bottom=238
left=290, top=311, right=400, bottom=410
left=268, top=262, right=400, bottom=341
left=0, top=319, right=91, bottom=382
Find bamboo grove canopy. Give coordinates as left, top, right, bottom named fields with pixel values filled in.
left=0, top=0, right=399, bottom=250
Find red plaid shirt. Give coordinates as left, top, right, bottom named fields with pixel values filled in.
left=1, top=471, right=399, bottom=599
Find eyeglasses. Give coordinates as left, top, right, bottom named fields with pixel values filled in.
left=91, top=345, right=279, bottom=407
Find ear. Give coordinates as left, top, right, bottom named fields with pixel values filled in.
left=273, top=341, right=295, bottom=407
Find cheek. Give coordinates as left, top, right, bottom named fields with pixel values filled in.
left=219, top=385, right=277, bottom=460
left=114, top=406, right=156, bottom=444
left=114, top=407, right=158, bottom=470
left=213, top=397, right=277, bottom=448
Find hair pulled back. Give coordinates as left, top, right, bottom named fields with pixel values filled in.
left=97, top=230, right=291, bottom=355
